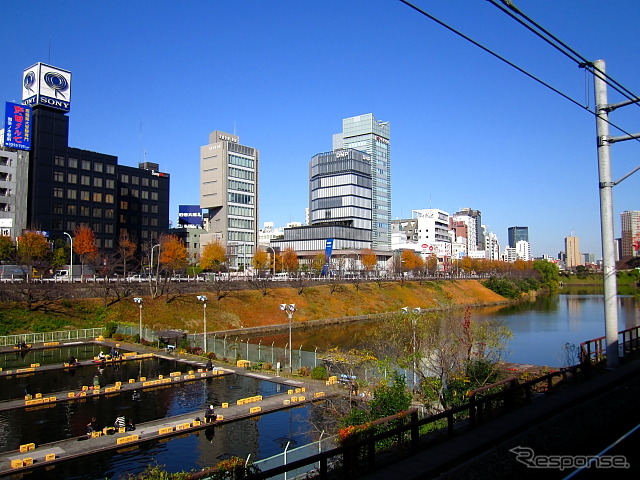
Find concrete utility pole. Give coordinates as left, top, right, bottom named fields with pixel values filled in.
left=593, top=59, right=640, bottom=368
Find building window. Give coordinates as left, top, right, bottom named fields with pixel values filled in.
left=67, top=189, right=77, bottom=200
left=104, top=224, right=114, bottom=233
left=141, top=216, right=148, bottom=225
left=103, top=239, right=114, bottom=249
left=105, top=209, right=114, bottom=218
left=151, top=179, right=158, bottom=188
left=120, top=214, right=127, bottom=223
left=67, top=205, right=77, bottom=215
left=81, top=175, right=90, bottom=186
left=120, top=187, right=128, bottom=195
left=94, top=162, right=103, bottom=173
left=68, top=173, right=78, bottom=184
left=80, top=205, right=90, bottom=216
left=150, top=218, right=158, bottom=226
left=131, top=176, right=139, bottom=185
left=141, top=190, right=149, bottom=199
left=105, top=179, right=115, bottom=189
left=105, top=194, right=114, bottom=204
left=53, top=187, right=64, bottom=198
left=53, top=204, right=63, bottom=214
left=81, top=160, right=91, bottom=170
left=66, top=220, right=77, bottom=231
left=93, top=177, right=103, bottom=188
left=54, top=155, right=65, bottom=166
left=141, top=204, right=148, bottom=213
left=54, top=171, right=64, bottom=182
left=106, top=164, right=115, bottom=174
left=130, top=189, right=139, bottom=198
left=120, top=201, right=128, bottom=209
left=151, top=192, right=158, bottom=201
left=120, top=174, right=129, bottom=183
left=81, top=191, right=90, bottom=201
left=151, top=205, right=158, bottom=214
left=93, top=192, right=102, bottom=202
left=68, top=157, right=78, bottom=168
left=93, top=208, right=102, bottom=217
left=141, top=177, right=149, bottom=187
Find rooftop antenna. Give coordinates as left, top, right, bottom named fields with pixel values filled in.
left=139, top=119, right=144, bottom=164
left=233, top=121, right=237, bottom=136
left=48, top=37, right=52, bottom=63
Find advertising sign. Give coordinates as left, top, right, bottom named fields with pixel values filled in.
left=22, top=63, right=72, bottom=112
left=4, top=102, right=31, bottom=150
left=321, top=239, right=334, bottom=276
left=178, top=205, right=203, bottom=227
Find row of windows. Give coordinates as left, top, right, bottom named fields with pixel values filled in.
left=228, top=230, right=254, bottom=242
left=228, top=154, right=255, bottom=169
left=228, top=205, right=254, bottom=217
left=228, top=192, right=254, bottom=205
left=312, top=185, right=371, bottom=200
left=228, top=179, right=254, bottom=193
left=311, top=206, right=372, bottom=221
left=53, top=188, right=116, bottom=203
left=229, top=217, right=254, bottom=229
left=119, top=173, right=159, bottom=188
left=120, top=188, right=159, bottom=201
left=53, top=204, right=116, bottom=218
left=119, top=215, right=159, bottom=226
left=119, top=201, right=159, bottom=214
left=54, top=155, right=117, bottom=175
left=228, top=166, right=254, bottom=181
left=313, top=173, right=372, bottom=189
left=54, top=171, right=116, bottom=189
left=311, top=196, right=372, bottom=210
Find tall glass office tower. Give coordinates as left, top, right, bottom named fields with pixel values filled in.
left=333, top=114, right=391, bottom=250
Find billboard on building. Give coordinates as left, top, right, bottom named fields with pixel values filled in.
left=4, top=102, right=31, bottom=150
left=178, top=205, right=203, bottom=227
left=22, top=63, right=72, bottom=112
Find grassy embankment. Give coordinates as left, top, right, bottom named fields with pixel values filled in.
left=0, top=280, right=507, bottom=336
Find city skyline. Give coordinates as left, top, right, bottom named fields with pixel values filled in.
left=1, top=1, right=639, bottom=258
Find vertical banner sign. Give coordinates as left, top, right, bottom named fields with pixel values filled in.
left=321, top=239, right=334, bottom=276
left=4, top=102, right=31, bottom=150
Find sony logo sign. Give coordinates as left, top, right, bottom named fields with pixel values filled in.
left=23, top=95, right=70, bottom=111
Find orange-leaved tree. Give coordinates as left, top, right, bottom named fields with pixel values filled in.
left=159, top=234, right=188, bottom=274
left=281, top=247, right=299, bottom=273
left=252, top=248, right=269, bottom=274
left=401, top=249, right=423, bottom=273
left=117, top=232, right=137, bottom=278
left=361, top=248, right=377, bottom=272
left=200, top=239, right=227, bottom=271
left=17, top=231, right=50, bottom=281
left=74, top=224, right=97, bottom=280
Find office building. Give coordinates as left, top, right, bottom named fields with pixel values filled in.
left=273, top=148, right=372, bottom=251
left=565, top=236, right=581, bottom=268
left=17, top=62, right=169, bottom=250
left=391, top=209, right=452, bottom=259
left=333, top=114, right=391, bottom=250
left=452, top=208, right=482, bottom=252
left=508, top=226, right=529, bottom=248
left=620, top=210, right=640, bottom=258
left=200, top=131, right=258, bottom=270
left=0, top=143, right=29, bottom=238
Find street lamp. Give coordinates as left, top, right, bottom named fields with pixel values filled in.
left=150, top=243, right=161, bottom=277
left=134, top=297, right=143, bottom=343
left=280, top=303, right=296, bottom=372
left=63, top=232, right=73, bottom=283
left=197, top=295, right=208, bottom=353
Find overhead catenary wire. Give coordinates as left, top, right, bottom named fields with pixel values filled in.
left=397, top=0, right=640, bottom=142
left=489, top=0, right=640, bottom=110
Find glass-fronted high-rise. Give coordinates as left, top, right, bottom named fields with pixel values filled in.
left=334, top=114, right=391, bottom=250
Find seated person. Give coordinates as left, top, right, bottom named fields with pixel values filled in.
left=204, top=405, right=216, bottom=423
left=114, top=416, right=126, bottom=430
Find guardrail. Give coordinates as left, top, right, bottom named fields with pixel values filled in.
left=0, top=328, right=104, bottom=347
left=580, top=325, right=640, bottom=364
left=218, top=365, right=587, bottom=480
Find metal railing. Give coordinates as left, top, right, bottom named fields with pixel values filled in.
left=580, top=325, right=640, bottom=364
left=0, top=327, right=104, bottom=347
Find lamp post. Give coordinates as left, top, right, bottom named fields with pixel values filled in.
left=280, top=303, right=296, bottom=372
left=150, top=244, right=161, bottom=277
left=197, top=295, right=208, bottom=353
left=266, top=246, right=276, bottom=276
left=63, top=232, right=73, bottom=283
left=134, top=297, right=143, bottom=343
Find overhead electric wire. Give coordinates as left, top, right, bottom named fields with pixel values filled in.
left=397, top=0, right=639, bottom=142
left=489, top=0, right=640, bottom=110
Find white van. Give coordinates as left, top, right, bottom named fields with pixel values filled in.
left=272, top=273, right=289, bottom=281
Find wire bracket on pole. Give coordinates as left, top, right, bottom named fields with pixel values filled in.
left=599, top=181, right=614, bottom=188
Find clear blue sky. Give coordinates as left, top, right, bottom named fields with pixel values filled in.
left=2, top=0, right=639, bottom=258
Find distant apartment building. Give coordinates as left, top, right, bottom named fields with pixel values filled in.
left=452, top=208, right=482, bottom=252
left=565, top=236, right=581, bottom=268
left=200, top=131, right=258, bottom=270
left=508, top=226, right=529, bottom=248
left=515, top=240, right=531, bottom=262
left=484, top=230, right=501, bottom=261
left=620, top=210, right=640, bottom=258
left=391, top=209, right=452, bottom=259
left=333, top=114, right=391, bottom=250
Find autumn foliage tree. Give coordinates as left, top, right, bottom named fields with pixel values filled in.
left=159, top=234, right=188, bottom=274
left=252, top=248, right=269, bottom=274
left=17, top=231, right=50, bottom=281
left=361, top=248, right=377, bottom=273
left=74, top=224, right=97, bottom=279
left=117, top=232, right=137, bottom=278
left=281, top=247, right=299, bottom=273
left=200, top=239, right=227, bottom=271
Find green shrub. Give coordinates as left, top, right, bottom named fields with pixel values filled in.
left=311, top=365, right=328, bottom=380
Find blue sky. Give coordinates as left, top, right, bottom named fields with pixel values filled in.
left=1, top=0, right=639, bottom=258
